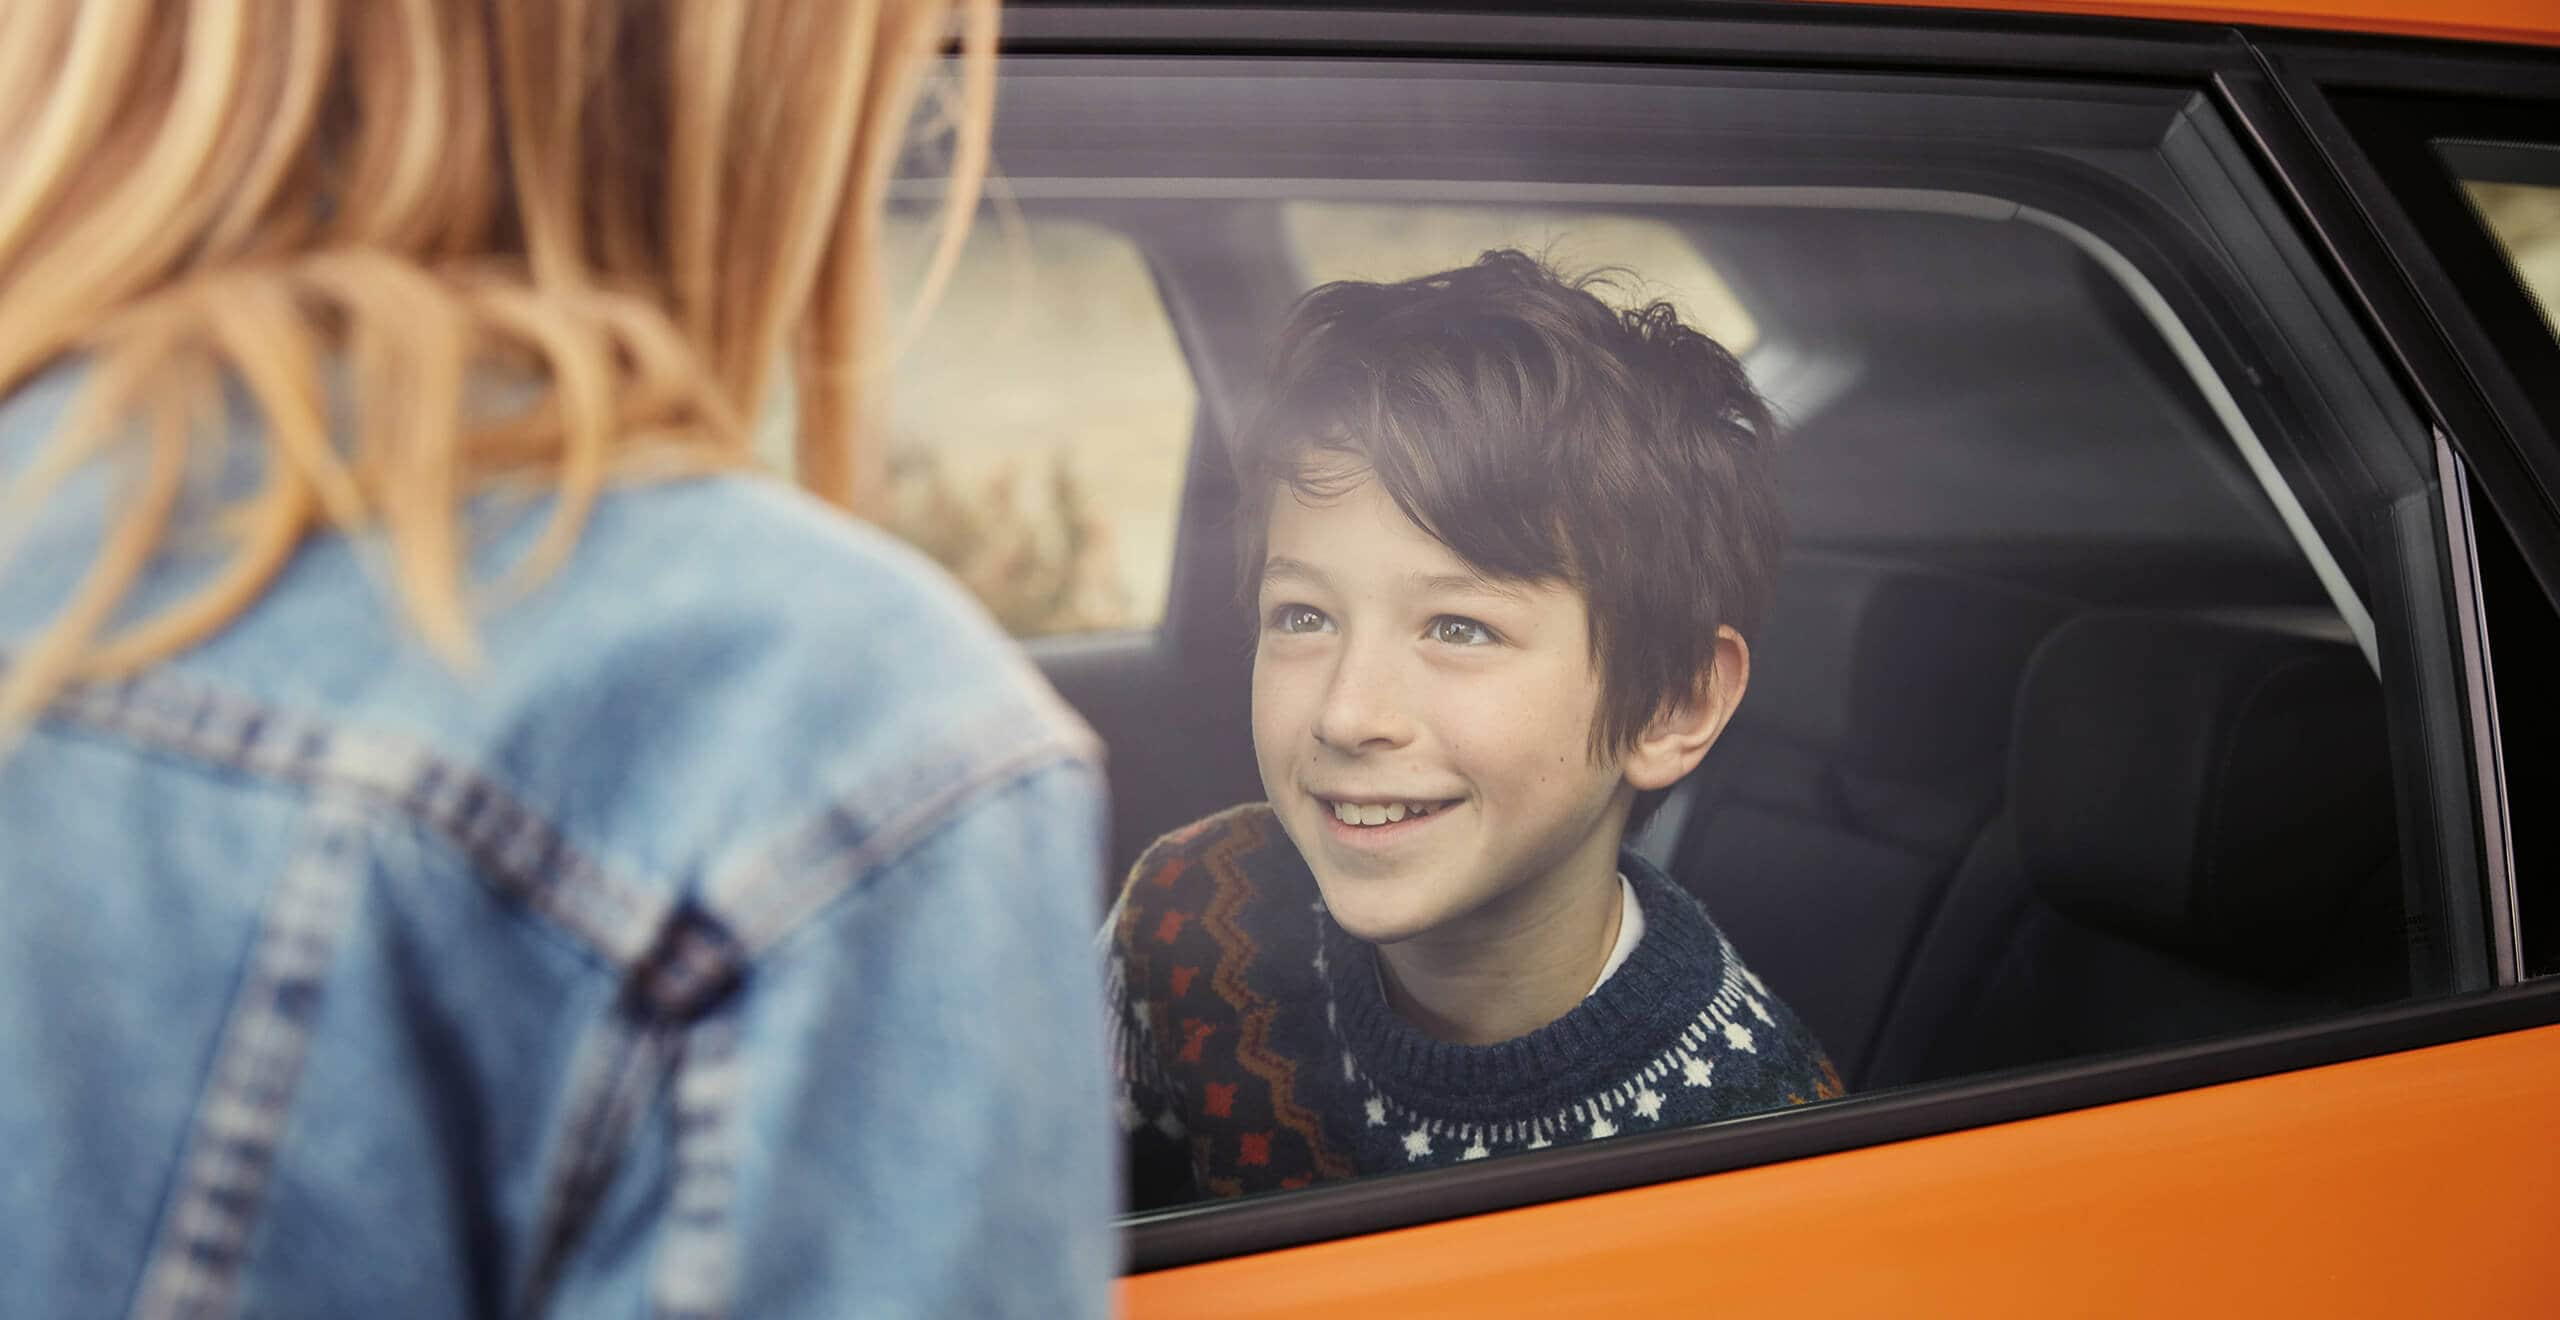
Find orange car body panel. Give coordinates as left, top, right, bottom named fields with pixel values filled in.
left=1784, top=0, right=2560, bottom=47
left=1123, top=1021, right=2560, bottom=1316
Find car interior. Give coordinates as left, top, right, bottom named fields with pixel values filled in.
left=999, top=188, right=2418, bottom=1100
left=874, top=57, right=2462, bottom=1200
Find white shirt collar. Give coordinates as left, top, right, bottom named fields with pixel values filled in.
left=1585, top=871, right=1645, bottom=998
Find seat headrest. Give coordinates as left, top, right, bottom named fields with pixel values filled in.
left=2011, top=612, right=2391, bottom=966
left=1750, top=557, right=2067, bottom=781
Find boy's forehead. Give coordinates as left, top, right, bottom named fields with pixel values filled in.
left=1264, top=468, right=1438, bottom=555
left=1262, top=477, right=1546, bottom=602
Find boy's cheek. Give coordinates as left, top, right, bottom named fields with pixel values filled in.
left=1249, top=656, right=1317, bottom=720
left=1247, top=638, right=1297, bottom=692
left=1248, top=681, right=1303, bottom=771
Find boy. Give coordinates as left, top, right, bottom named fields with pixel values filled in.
left=1106, top=251, right=1837, bottom=1207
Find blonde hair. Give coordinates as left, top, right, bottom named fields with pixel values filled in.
left=0, top=0, right=995, bottom=724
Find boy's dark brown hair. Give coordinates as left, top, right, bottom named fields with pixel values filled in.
left=1235, top=250, right=1783, bottom=817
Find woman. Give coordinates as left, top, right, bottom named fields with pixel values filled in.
left=0, top=4, right=1113, bottom=1316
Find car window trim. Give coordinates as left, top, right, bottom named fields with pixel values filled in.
left=2225, top=53, right=2560, bottom=990
left=2209, top=54, right=2560, bottom=995
left=2237, top=47, right=2560, bottom=612
left=1002, top=2, right=2248, bottom=77
left=2325, top=90, right=2560, bottom=492
left=2020, top=199, right=2380, bottom=662
left=2436, top=431, right=2524, bottom=983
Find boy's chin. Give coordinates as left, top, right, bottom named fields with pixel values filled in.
left=1303, top=871, right=1444, bottom=947
left=1274, top=807, right=1459, bottom=943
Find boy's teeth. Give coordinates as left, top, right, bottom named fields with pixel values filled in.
left=1331, top=800, right=1440, bottom=826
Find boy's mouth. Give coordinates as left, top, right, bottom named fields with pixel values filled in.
left=1317, top=796, right=1461, bottom=829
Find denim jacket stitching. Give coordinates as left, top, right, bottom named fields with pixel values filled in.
left=650, top=1010, right=748, bottom=1320
left=515, top=904, right=757, bottom=1314
left=34, top=662, right=730, bottom=1316
left=37, top=661, right=670, bottom=971
left=128, top=792, right=371, bottom=1320
left=29, top=656, right=1093, bottom=1320
left=706, top=708, right=1099, bottom=955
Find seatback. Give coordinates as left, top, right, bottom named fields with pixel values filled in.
left=1656, top=555, right=2067, bottom=1088
left=1864, top=611, right=2409, bottom=1090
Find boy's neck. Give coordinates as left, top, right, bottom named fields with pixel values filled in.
left=1374, top=842, right=1628, bottom=1047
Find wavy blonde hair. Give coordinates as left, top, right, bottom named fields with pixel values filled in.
left=0, top=0, right=995, bottom=724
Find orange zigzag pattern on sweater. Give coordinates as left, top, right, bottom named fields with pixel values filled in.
left=1199, top=810, right=1354, bottom=1181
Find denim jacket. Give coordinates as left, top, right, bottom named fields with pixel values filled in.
left=0, top=367, right=1117, bottom=1318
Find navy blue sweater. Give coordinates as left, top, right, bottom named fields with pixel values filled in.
left=1107, top=804, right=1840, bottom=1206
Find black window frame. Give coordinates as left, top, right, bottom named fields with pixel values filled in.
left=2248, top=38, right=2560, bottom=983
left=987, top=2, right=2560, bottom=1272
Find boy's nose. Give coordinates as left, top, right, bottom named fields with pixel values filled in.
left=1312, top=646, right=1413, bottom=752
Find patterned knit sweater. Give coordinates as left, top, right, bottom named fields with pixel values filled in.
left=1106, top=804, right=1842, bottom=1207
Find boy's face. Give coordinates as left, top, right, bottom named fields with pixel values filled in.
left=1253, top=468, right=1634, bottom=950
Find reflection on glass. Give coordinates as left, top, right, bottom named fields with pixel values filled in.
left=1284, top=201, right=1760, bottom=354
left=762, top=215, right=1198, bottom=636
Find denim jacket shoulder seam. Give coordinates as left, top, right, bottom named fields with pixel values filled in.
left=27, top=657, right=672, bottom=972
left=706, top=709, right=1100, bottom=956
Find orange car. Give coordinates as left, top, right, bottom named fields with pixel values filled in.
left=888, top=0, right=2559, bottom=1311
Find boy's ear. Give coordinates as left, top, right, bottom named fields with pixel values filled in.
left=1624, top=626, right=1752, bottom=792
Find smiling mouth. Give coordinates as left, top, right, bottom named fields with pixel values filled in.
left=1319, top=797, right=1460, bottom=828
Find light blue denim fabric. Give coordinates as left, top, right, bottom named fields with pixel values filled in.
left=0, top=365, right=1118, bottom=1318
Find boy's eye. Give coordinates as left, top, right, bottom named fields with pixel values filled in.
left=1428, top=616, right=1496, bottom=647
left=1268, top=603, right=1333, bottom=635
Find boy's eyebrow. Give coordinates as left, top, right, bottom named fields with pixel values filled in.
left=1412, top=572, right=1532, bottom=603
left=1261, top=556, right=1329, bottom=590
left=1263, top=557, right=1532, bottom=603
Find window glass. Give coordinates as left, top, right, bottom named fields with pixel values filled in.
left=2441, top=141, right=2560, bottom=347
left=1108, top=185, right=2435, bottom=1216
left=962, top=62, right=2477, bottom=1237
left=760, top=214, right=1197, bottom=637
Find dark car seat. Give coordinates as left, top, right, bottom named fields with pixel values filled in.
left=1650, top=555, right=2068, bottom=1088
left=1863, top=611, right=2410, bottom=1090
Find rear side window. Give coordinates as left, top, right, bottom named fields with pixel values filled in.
left=964, top=57, right=2502, bottom=1255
